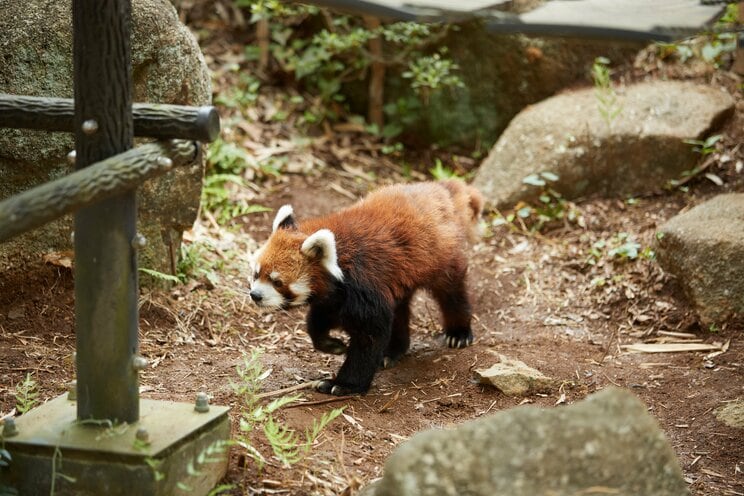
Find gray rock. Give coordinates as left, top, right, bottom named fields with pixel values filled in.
left=714, top=398, right=744, bottom=429
left=0, top=0, right=210, bottom=275
left=655, top=194, right=744, bottom=326
left=473, top=81, right=735, bottom=208
left=474, top=355, right=555, bottom=396
left=361, top=387, right=688, bottom=496
left=373, top=21, right=642, bottom=149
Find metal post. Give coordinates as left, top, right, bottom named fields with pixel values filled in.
left=73, top=0, right=138, bottom=423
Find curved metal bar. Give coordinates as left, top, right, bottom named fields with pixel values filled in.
left=0, top=139, right=197, bottom=243
left=0, top=94, right=220, bottom=143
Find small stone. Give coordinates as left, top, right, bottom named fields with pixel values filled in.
left=714, top=398, right=744, bottom=429
left=474, top=355, right=556, bottom=396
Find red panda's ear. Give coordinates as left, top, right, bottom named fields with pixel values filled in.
left=272, top=205, right=297, bottom=232
left=301, top=229, right=344, bottom=281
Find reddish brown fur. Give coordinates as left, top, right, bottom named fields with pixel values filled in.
left=258, top=180, right=481, bottom=300
left=253, top=180, right=483, bottom=394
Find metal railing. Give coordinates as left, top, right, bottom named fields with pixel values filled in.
left=0, top=0, right=219, bottom=424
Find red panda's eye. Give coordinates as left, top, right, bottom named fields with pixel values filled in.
left=273, top=279, right=283, bottom=288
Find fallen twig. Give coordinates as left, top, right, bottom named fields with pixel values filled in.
left=285, top=395, right=357, bottom=409
left=256, top=380, right=320, bottom=399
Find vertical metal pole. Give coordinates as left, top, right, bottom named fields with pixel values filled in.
left=73, top=0, right=139, bottom=423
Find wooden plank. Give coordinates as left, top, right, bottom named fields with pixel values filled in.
left=621, top=343, right=724, bottom=353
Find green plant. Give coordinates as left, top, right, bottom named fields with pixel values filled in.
left=402, top=52, right=465, bottom=103
left=683, top=134, right=722, bottom=155
left=201, top=173, right=272, bottom=225
left=502, top=172, right=582, bottom=233
left=586, top=232, right=653, bottom=265
left=231, top=350, right=343, bottom=470
left=138, top=268, right=181, bottom=285
left=176, top=440, right=234, bottom=493
left=176, top=240, right=223, bottom=285
left=238, top=0, right=462, bottom=130
left=144, top=457, right=165, bottom=482
left=655, top=6, right=738, bottom=68
left=429, top=159, right=461, bottom=180
left=214, top=73, right=261, bottom=109
left=50, top=447, right=77, bottom=496
left=591, top=57, right=622, bottom=127
left=14, top=373, right=39, bottom=414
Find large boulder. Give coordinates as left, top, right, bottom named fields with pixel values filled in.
left=473, top=81, right=735, bottom=208
left=362, top=387, right=688, bottom=496
left=0, top=0, right=210, bottom=275
left=655, top=194, right=744, bottom=326
left=410, top=27, right=642, bottom=149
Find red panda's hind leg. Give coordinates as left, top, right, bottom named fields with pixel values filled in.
left=431, top=266, right=474, bottom=349
left=383, top=295, right=412, bottom=369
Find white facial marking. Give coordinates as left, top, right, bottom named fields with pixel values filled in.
left=301, top=229, right=344, bottom=281
left=269, top=271, right=280, bottom=281
left=250, top=245, right=265, bottom=281
left=249, top=280, right=285, bottom=309
left=289, top=277, right=311, bottom=306
left=272, top=205, right=294, bottom=233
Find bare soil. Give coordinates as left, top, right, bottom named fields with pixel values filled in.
left=2, top=161, right=743, bottom=495
left=2, top=7, right=744, bottom=496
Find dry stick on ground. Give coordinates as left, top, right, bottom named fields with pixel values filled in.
left=255, top=380, right=321, bottom=399
left=285, top=395, right=357, bottom=409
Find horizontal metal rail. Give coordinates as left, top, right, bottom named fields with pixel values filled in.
left=0, top=93, right=219, bottom=143
left=0, top=139, right=197, bottom=243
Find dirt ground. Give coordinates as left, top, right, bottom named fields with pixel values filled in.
left=2, top=6, right=744, bottom=496
left=1, top=163, right=743, bottom=495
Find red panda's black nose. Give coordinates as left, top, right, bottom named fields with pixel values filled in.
left=249, top=290, right=263, bottom=303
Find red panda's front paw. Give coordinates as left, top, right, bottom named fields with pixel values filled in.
left=315, top=379, right=366, bottom=396
left=446, top=332, right=474, bottom=349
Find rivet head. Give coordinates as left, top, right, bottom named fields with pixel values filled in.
left=2, top=418, right=19, bottom=437
left=156, top=156, right=173, bottom=169
left=67, top=150, right=76, bottom=165
left=67, top=380, right=77, bottom=401
left=135, top=427, right=150, bottom=443
left=132, top=355, right=148, bottom=371
left=82, top=119, right=98, bottom=135
left=194, top=392, right=210, bottom=413
left=131, top=233, right=147, bottom=250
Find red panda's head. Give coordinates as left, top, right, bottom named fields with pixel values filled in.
left=249, top=205, right=344, bottom=310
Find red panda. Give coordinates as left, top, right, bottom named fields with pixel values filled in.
left=249, top=180, right=484, bottom=396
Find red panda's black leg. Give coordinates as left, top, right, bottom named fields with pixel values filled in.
left=306, top=304, right=346, bottom=355
left=316, top=306, right=393, bottom=396
left=431, top=271, right=474, bottom=349
left=383, top=295, right=412, bottom=368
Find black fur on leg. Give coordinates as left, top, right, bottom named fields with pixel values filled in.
left=431, top=262, right=475, bottom=349
left=306, top=304, right=346, bottom=354
left=312, top=284, right=393, bottom=395
left=383, top=295, right=412, bottom=368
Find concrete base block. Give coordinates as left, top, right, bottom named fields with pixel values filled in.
left=0, top=394, right=231, bottom=495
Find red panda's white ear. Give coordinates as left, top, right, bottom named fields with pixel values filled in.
left=301, top=229, right=344, bottom=281
left=272, top=205, right=297, bottom=232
